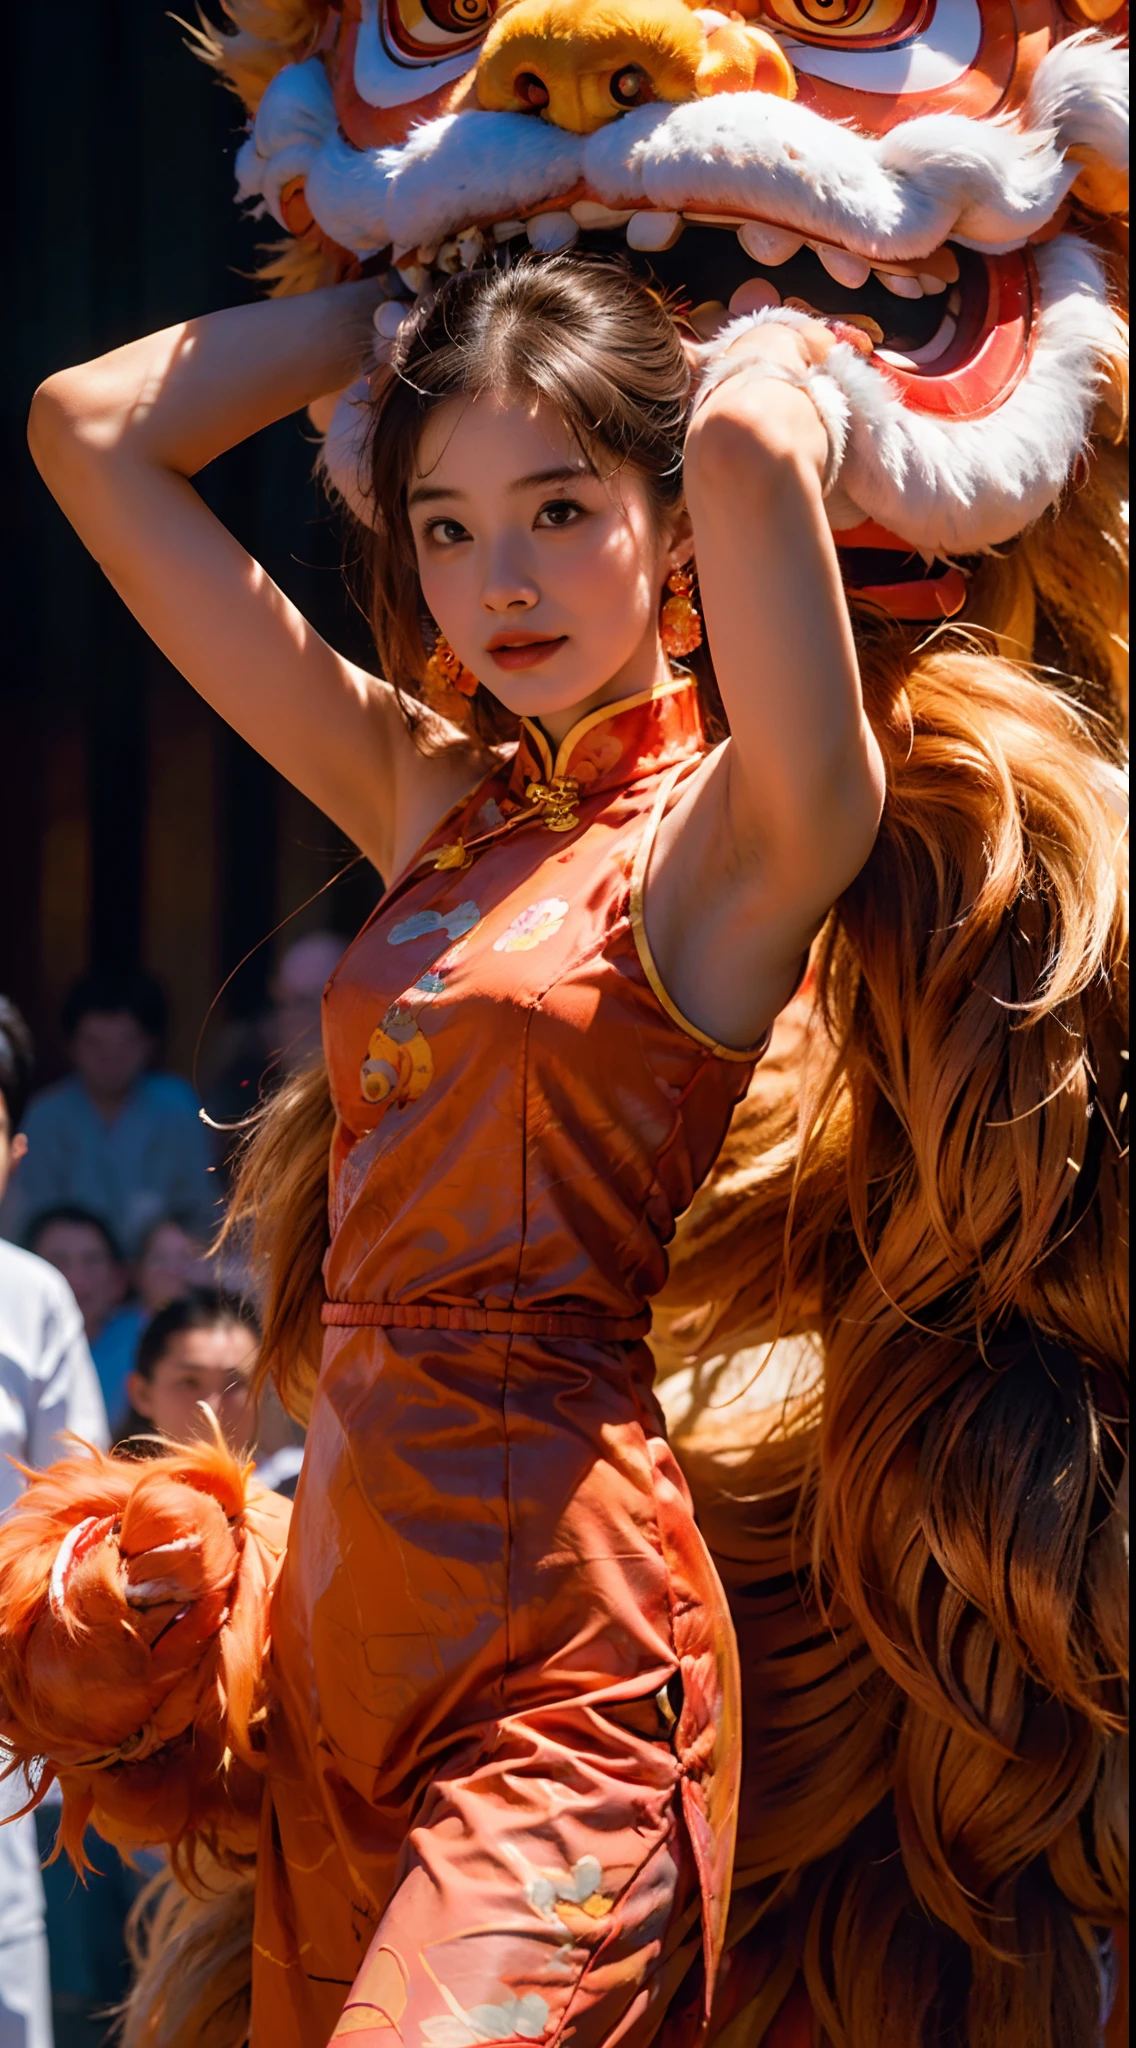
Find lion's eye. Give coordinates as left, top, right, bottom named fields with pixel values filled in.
left=761, top=0, right=921, bottom=41
left=773, top=0, right=874, bottom=22
left=610, top=63, right=650, bottom=106
left=419, top=0, right=493, bottom=30
left=385, top=0, right=495, bottom=59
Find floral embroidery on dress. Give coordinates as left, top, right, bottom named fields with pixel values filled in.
left=361, top=1003, right=434, bottom=1107
left=522, top=1854, right=612, bottom=1928
left=389, top=901, right=480, bottom=946
left=504, top=1850, right=615, bottom=1939
left=421, top=1990, right=550, bottom=2047
left=493, top=899, right=569, bottom=954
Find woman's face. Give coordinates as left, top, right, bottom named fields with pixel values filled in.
left=409, top=392, right=681, bottom=729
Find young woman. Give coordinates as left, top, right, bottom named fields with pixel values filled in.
left=8, top=256, right=1126, bottom=2048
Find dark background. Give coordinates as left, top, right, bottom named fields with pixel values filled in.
left=4, top=0, right=380, bottom=1093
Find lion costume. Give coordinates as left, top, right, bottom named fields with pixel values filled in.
left=0, top=3, right=1127, bottom=2044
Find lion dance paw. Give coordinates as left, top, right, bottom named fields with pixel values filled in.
left=0, top=1433, right=290, bottom=1873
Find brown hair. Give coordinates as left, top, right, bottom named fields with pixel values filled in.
left=363, top=255, right=723, bottom=748
left=221, top=257, right=1128, bottom=2041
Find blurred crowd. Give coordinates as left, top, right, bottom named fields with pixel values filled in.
left=0, top=935, right=340, bottom=2048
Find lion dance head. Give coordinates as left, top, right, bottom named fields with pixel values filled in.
left=202, top=0, right=1126, bottom=689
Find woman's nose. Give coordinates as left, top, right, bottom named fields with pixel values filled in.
left=477, top=0, right=795, bottom=135
left=481, top=552, right=540, bottom=613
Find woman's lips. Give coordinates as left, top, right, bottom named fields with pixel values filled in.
left=486, top=636, right=566, bottom=673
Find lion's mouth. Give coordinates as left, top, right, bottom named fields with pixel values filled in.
left=383, top=210, right=990, bottom=374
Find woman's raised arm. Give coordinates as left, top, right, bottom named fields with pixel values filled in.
left=647, top=320, right=886, bottom=1052
left=27, top=286, right=481, bottom=881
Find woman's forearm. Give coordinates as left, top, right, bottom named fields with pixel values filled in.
left=684, top=366, right=884, bottom=890
left=28, top=280, right=382, bottom=494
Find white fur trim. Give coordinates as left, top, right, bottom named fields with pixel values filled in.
left=1023, top=27, right=1128, bottom=176
left=380, top=113, right=585, bottom=251
left=305, top=128, right=397, bottom=256
left=819, top=234, right=1122, bottom=551
left=237, top=34, right=1126, bottom=265
left=235, top=58, right=337, bottom=224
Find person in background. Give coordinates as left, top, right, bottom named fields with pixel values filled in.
left=0, top=969, right=216, bottom=1256
left=136, top=1213, right=212, bottom=1310
left=0, top=998, right=109, bottom=2048
left=69, top=1213, right=211, bottom=1434
left=24, top=1207, right=128, bottom=1423
left=121, top=1290, right=303, bottom=1498
left=124, top=1289, right=259, bottom=1453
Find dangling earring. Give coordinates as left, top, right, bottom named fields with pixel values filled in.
left=660, top=562, right=702, bottom=659
left=425, top=629, right=479, bottom=701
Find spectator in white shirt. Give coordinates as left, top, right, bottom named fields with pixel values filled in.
left=0, top=998, right=108, bottom=2048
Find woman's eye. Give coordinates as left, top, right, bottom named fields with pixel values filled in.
left=535, top=499, right=586, bottom=529
left=425, top=518, right=470, bottom=546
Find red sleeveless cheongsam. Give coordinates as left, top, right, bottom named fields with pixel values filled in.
left=253, top=679, right=765, bottom=2048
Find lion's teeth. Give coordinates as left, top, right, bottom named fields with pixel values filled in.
left=436, top=241, right=462, bottom=273
left=527, top=212, right=578, bottom=253
left=729, top=279, right=782, bottom=315
left=737, top=222, right=803, bottom=265
left=814, top=245, right=871, bottom=289
left=683, top=212, right=746, bottom=227
left=918, top=273, right=947, bottom=295
left=876, top=269, right=924, bottom=299
left=457, top=227, right=486, bottom=267
left=947, top=286, right=962, bottom=317
left=493, top=219, right=527, bottom=243
left=627, top=211, right=684, bottom=251
left=571, top=201, right=633, bottom=228
left=688, top=300, right=728, bottom=338
left=395, top=263, right=430, bottom=295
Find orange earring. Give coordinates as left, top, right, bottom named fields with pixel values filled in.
left=660, top=562, right=702, bottom=659
left=425, top=630, right=480, bottom=700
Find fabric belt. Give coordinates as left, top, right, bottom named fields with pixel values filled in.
left=321, top=1300, right=651, bottom=1341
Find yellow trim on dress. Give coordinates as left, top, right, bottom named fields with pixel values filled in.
left=629, top=764, right=769, bottom=1066
left=520, top=675, right=697, bottom=784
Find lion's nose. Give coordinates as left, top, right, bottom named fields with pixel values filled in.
left=476, top=0, right=795, bottom=135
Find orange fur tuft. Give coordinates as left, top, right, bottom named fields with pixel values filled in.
left=0, top=1436, right=290, bottom=1876
left=184, top=0, right=327, bottom=113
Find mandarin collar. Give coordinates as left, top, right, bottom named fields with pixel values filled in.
left=508, top=677, right=704, bottom=805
